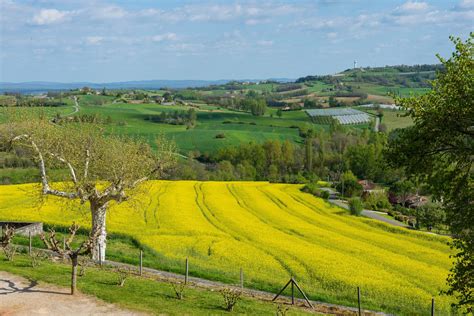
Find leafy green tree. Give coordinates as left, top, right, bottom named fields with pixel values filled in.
left=250, top=99, right=267, bottom=116
left=304, top=137, right=313, bottom=173
left=387, top=34, right=473, bottom=312
left=276, top=108, right=282, bottom=118
left=389, top=179, right=415, bottom=207
left=336, top=171, right=363, bottom=197
left=415, top=203, right=446, bottom=231
left=163, top=92, right=173, bottom=102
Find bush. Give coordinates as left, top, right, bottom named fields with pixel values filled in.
left=215, top=133, right=226, bottom=139
left=301, top=182, right=329, bottom=199
left=221, top=288, right=241, bottom=311
left=335, top=171, right=363, bottom=197
left=363, top=192, right=392, bottom=212
left=348, top=198, right=363, bottom=216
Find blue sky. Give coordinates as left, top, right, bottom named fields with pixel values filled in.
left=1, top=0, right=472, bottom=82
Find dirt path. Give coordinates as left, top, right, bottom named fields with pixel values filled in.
left=65, top=96, right=80, bottom=116
left=0, top=271, right=143, bottom=316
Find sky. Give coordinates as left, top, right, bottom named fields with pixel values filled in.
left=0, top=0, right=473, bottom=82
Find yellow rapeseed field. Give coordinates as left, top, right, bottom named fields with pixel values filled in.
left=0, top=181, right=453, bottom=315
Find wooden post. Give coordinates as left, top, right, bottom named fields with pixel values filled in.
left=240, top=267, right=244, bottom=289
left=357, top=287, right=362, bottom=316
left=292, top=278, right=313, bottom=308
left=63, top=236, right=66, bottom=250
left=291, top=277, right=295, bottom=305
left=139, top=250, right=143, bottom=276
left=272, top=278, right=292, bottom=302
left=273, top=277, right=313, bottom=309
left=28, top=231, right=32, bottom=255
left=185, top=257, right=189, bottom=284
left=431, top=298, right=435, bottom=316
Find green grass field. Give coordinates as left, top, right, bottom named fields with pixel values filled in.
left=75, top=100, right=313, bottom=154
left=0, top=254, right=311, bottom=315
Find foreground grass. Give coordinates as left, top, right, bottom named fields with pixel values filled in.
left=0, top=254, right=312, bottom=315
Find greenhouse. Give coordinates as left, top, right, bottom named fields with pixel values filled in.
left=306, top=108, right=371, bottom=125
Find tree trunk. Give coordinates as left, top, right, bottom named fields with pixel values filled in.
left=71, top=255, right=78, bottom=295
left=91, top=202, right=107, bottom=262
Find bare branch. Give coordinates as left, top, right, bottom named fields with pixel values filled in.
left=11, top=134, right=78, bottom=199
left=84, top=149, right=90, bottom=180
left=48, top=152, right=78, bottom=184
left=132, top=176, right=149, bottom=188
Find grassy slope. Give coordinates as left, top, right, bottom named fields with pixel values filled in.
left=0, top=181, right=453, bottom=315
left=76, top=101, right=310, bottom=154
left=0, top=255, right=311, bottom=315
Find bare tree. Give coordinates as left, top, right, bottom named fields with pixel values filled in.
left=1, top=225, right=16, bottom=261
left=41, top=223, right=96, bottom=295
left=1, top=114, right=176, bottom=261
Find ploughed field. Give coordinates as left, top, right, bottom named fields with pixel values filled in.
left=0, top=181, right=452, bottom=315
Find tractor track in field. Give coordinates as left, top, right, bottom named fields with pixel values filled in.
left=226, top=184, right=318, bottom=278
left=194, top=183, right=295, bottom=277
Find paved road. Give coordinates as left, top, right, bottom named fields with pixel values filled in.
left=329, top=199, right=409, bottom=228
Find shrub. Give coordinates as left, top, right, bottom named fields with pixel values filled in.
left=276, top=304, right=290, bottom=315
left=116, top=267, right=131, bottom=287
left=301, top=182, right=329, bottom=199
left=363, top=192, right=392, bottom=212
left=171, top=282, right=186, bottom=300
left=221, top=288, right=242, bottom=311
left=30, top=249, right=46, bottom=268
left=348, top=197, right=363, bottom=216
left=335, top=171, right=363, bottom=197
left=215, top=133, right=226, bottom=139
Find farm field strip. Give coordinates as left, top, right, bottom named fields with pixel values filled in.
left=0, top=180, right=453, bottom=315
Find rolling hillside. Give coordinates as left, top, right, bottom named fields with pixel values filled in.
left=0, top=181, right=453, bottom=315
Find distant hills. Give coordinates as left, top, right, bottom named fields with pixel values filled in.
left=0, top=78, right=293, bottom=94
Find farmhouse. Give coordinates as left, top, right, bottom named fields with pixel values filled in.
left=306, top=108, right=371, bottom=125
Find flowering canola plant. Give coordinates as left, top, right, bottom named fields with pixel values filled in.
left=0, top=181, right=453, bottom=315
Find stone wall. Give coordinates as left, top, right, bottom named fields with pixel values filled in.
left=0, top=221, right=43, bottom=236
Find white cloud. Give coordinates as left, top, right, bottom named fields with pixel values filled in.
left=151, top=33, right=178, bottom=42
left=32, top=9, right=72, bottom=25
left=399, top=1, right=429, bottom=12
left=91, top=5, right=127, bottom=19
left=85, top=36, right=104, bottom=45
left=459, top=0, right=474, bottom=9
left=175, top=3, right=300, bottom=23
left=257, top=40, right=273, bottom=46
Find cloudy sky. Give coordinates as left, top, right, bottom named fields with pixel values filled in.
left=1, top=0, right=472, bottom=82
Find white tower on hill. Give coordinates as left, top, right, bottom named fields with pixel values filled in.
left=353, top=60, right=358, bottom=69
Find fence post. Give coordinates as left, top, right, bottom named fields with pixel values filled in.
left=63, top=236, right=66, bottom=250
left=28, top=231, right=32, bottom=255
left=431, top=298, right=435, bottom=316
left=240, top=267, right=244, bottom=289
left=139, top=250, right=143, bottom=276
left=291, top=276, right=295, bottom=305
left=185, top=257, right=189, bottom=284
left=357, top=286, right=362, bottom=316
